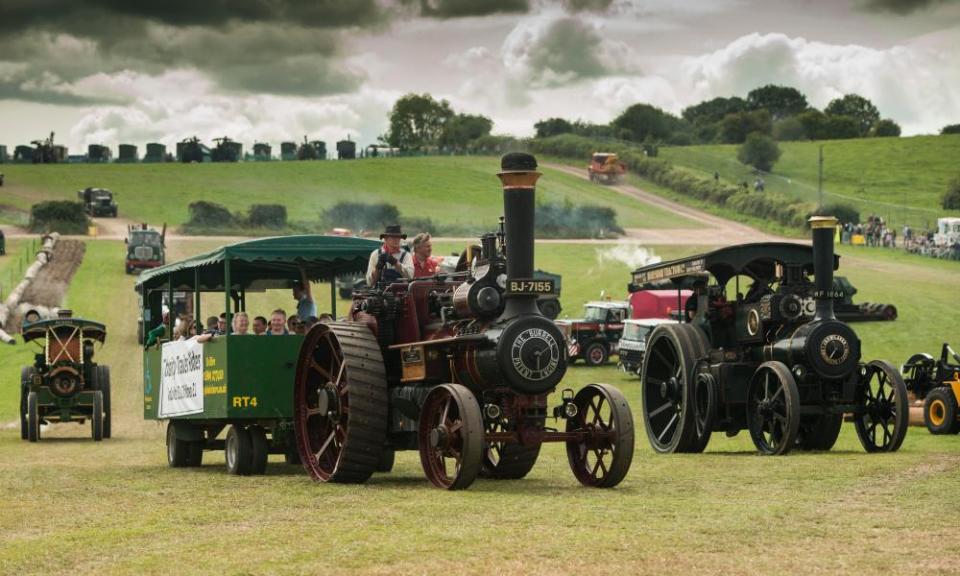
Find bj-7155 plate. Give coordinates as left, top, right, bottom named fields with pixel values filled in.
left=506, top=278, right=556, bottom=295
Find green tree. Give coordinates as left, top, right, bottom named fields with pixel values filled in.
left=737, top=132, right=781, bottom=172
left=824, top=94, right=880, bottom=136
left=384, top=93, right=454, bottom=150
left=773, top=117, right=807, bottom=141
left=719, top=109, right=772, bottom=144
left=681, top=96, right=748, bottom=126
left=943, top=177, right=960, bottom=210
left=940, top=123, right=960, bottom=135
left=611, top=103, right=687, bottom=142
left=746, top=85, right=809, bottom=120
left=534, top=117, right=575, bottom=138
left=872, top=118, right=901, bottom=137
left=440, top=113, right=493, bottom=149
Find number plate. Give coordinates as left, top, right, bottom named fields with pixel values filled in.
left=506, top=278, right=556, bottom=295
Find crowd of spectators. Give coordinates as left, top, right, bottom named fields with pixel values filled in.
left=838, top=215, right=960, bottom=261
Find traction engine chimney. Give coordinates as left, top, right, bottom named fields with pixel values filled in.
left=809, top=215, right=838, bottom=321
left=497, top=152, right=541, bottom=319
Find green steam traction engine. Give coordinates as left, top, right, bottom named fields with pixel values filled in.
left=20, top=310, right=111, bottom=442
left=636, top=217, right=909, bottom=455
left=293, top=153, right=635, bottom=490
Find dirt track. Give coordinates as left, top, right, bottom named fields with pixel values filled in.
left=17, top=239, right=86, bottom=314
left=545, top=163, right=781, bottom=245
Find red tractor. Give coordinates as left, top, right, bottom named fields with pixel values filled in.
left=293, top=153, right=635, bottom=490
left=587, top=152, right=626, bottom=184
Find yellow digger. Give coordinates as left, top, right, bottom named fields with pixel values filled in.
left=902, top=343, right=960, bottom=434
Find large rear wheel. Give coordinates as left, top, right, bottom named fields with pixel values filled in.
left=641, top=324, right=706, bottom=453
left=565, top=383, right=634, bottom=488
left=797, top=413, right=844, bottom=451
left=418, top=384, right=484, bottom=490
left=854, top=360, right=909, bottom=452
left=294, top=322, right=388, bottom=484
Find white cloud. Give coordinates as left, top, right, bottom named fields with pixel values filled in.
left=680, top=31, right=960, bottom=134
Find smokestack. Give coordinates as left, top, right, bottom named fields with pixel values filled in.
left=497, top=152, right=541, bottom=318
left=808, top=215, right=838, bottom=321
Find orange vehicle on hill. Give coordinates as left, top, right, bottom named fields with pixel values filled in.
left=587, top=152, right=626, bottom=184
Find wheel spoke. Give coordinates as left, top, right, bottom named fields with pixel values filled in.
left=314, top=430, right=336, bottom=461
left=649, top=401, right=673, bottom=418
left=657, top=413, right=678, bottom=443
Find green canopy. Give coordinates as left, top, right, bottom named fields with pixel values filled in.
left=136, top=235, right=381, bottom=293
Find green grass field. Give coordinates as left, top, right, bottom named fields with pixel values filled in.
left=1, top=234, right=959, bottom=575
left=0, top=157, right=696, bottom=232
left=659, top=134, right=960, bottom=229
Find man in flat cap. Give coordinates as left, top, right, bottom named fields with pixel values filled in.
left=366, top=224, right=414, bottom=288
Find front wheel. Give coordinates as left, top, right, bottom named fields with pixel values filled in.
left=27, top=391, right=40, bottom=442
left=418, top=384, right=484, bottom=490
left=565, top=383, right=634, bottom=488
left=583, top=342, right=609, bottom=367
left=91, top=390, right=104, bottom=441
left=924, top=387, right=959, bottom=435
left=746, top=362, right=800, bottom=455
left=96, top=366, right=112, bottom=439
left=854, top=360, right=909, bottom=452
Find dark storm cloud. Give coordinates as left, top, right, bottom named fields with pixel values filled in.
left=415, top=0, right=530, bottom=18
left=859, top=0, right=956, bottom=14
left=561, top=0, right=615, bottom=13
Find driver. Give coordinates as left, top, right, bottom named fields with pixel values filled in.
left=365, top=224, right=413, bottom=287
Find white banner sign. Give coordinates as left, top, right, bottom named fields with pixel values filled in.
left=159, top=339, right=205, bottom=418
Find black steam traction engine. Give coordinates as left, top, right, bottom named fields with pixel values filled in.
left=292, top=153, right=635, bottom=489
left=634, top=217, right=909, bottom=455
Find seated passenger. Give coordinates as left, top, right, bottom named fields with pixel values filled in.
left=411, top=232, right=443, bottom=278
left=232, top=311, right=250, bottom=335
left=266, top=309, right=288, bottom=335
left=217, top=313, right=228, bottom=335
left=205, top=316, right=219, bottom=333
left=252, top=315, right=268, bottom=336
left=177, top=316, right=214, bottom=343
left=366, top=224, right=414, bottom=287
left=303, top=315, right=320, bottom=331
left=292, top=317, right=306, bottom=335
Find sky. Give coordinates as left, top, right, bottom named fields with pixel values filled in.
left=1, top=0, right=958, bottom=153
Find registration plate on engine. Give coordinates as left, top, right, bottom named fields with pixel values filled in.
left=506, top=279, right=556, bottom=295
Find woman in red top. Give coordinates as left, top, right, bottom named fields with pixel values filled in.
left=412, top=232, right=442, bottom=278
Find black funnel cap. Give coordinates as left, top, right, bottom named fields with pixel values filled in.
left=501, top=152, right=537, bottom=173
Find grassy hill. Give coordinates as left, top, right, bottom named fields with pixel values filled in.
left=659, top=134, right=960, bottom=230
left=0, top=156, right=697, bottom=233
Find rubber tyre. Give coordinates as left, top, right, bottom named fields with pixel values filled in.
left=20, top=367, right=35, bottom=441
left=187, top=441, right=204, bottom=467
left=225, top=425, right=253, bottom=476
left=96, top=366, right=112, bottom=439
left=248, top=426, right=269, bottom=475
left=27, top=391, right=40, bottom=442
left=91, top=390, right=104, bottom=441
left=166, top=421, right=193, bottom=468
left=583, top=342, right=609, bottom=367
left=924, top=387, right=959, bottom=435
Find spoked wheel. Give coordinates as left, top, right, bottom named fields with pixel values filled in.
left=641, top=324, right=705, bottom=453
left=901, top=353, right=934, bottom=397
left=855, top=360, right=909, bottom=452
left=566, top=383, right=634, bottom=488
left=294, top=322, right=388, bottom=483
left=481, top=417, right=542, bottom=480
left=746, top=362, right=800, bottom=455
left=418, top=384, right=484, bottom=490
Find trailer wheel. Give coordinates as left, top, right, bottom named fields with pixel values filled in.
left=641, top=324, right=705, bottom=453
left=294, top=322, right=388, bottom=484
left=924, top=387, right=959, bottom=435
left=566, top=383, right=634, bottom=488
left=27, top=391, right=40, bottom=442
left=247, top=426, right=269, bottom=475
left=746, top=361, right=800, bottom=455
left=95, top=366, right=112, bottom=439
left=854, top=360, right=909, bottom=452
left=583, top=342, right=608, bottom=366
left=226, top=425, right=253, bottom=475
left=166, top=421, right=195, bottom=467
left=91, top=391, right=104, bottom=441
left=418, top=383, right=484, bottom=490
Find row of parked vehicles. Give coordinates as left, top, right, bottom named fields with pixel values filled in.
left=18, top=153, right=954, bottom=490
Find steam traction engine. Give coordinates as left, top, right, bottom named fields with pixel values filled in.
left=636, top=217, right=909, bottom=455
left=293, top=153, right=634, bottom=490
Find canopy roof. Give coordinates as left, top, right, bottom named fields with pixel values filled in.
left=136, top=234, right=381, bottom=293
left=631, top=242, right=839, bottom=289
left=22, top=318, right=107, bottom=344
